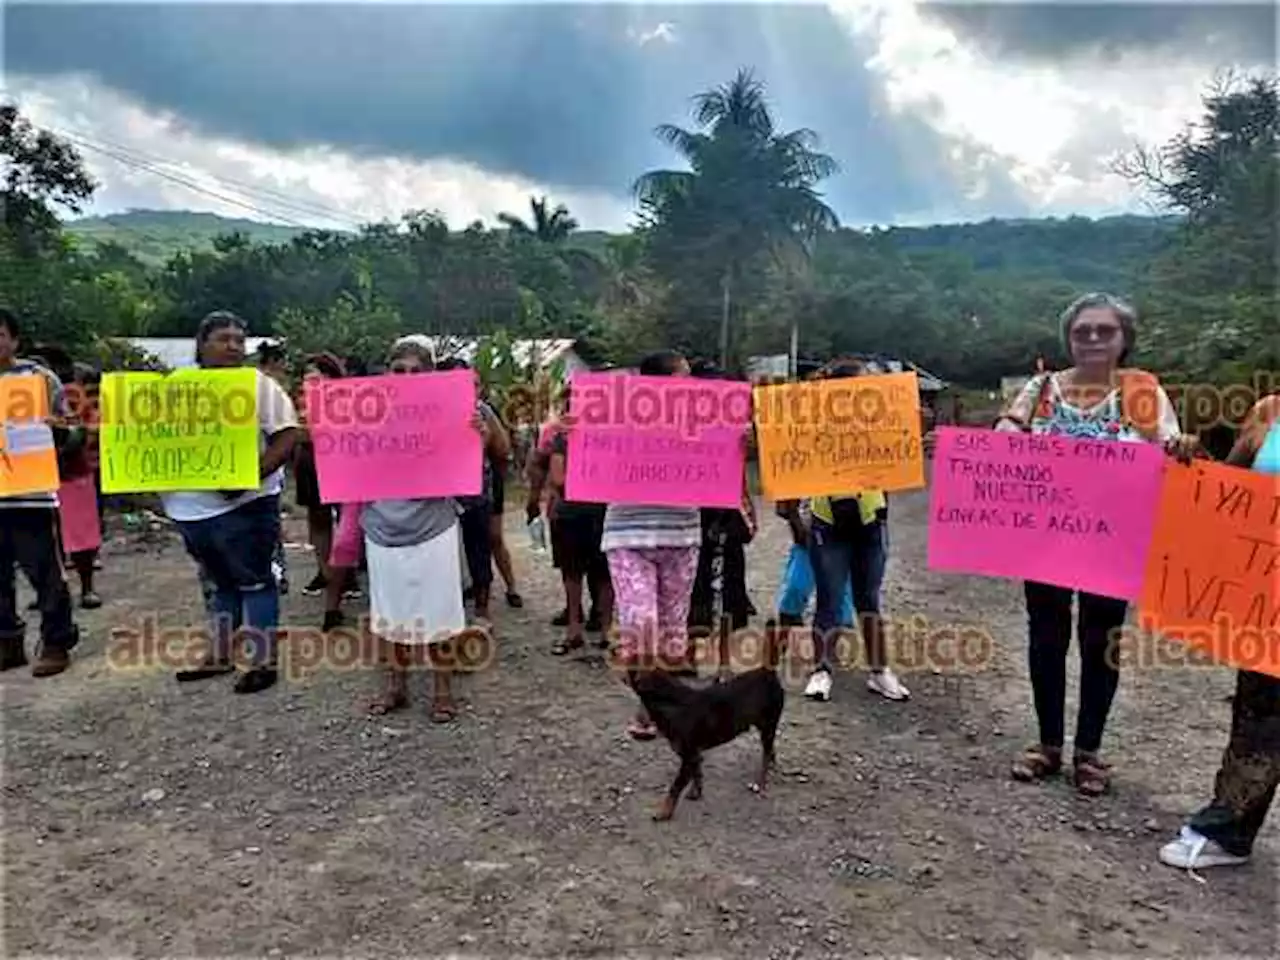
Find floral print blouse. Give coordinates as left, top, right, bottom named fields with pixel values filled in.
left=1000, top=372, right=1182, bottom=444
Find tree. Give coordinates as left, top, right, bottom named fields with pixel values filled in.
left=1121, top=73, right=1279, bottom=383
left=635, top=69, right=838, bottom=367
left=498, top=195, right=578, bottom=243
left=1, top=104, right=99, bottom=345
left=2, top=104, right=96, bottom=247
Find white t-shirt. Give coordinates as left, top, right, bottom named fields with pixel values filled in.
left=162, top=369, right=300, bottom=523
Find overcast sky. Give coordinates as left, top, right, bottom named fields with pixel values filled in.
left=4, top=2, right=1274, bottom=230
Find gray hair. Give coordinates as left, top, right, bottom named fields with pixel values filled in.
left=1060, top=292, right=1137, bottom=362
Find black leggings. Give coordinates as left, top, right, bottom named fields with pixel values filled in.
left=1024, top=581, right=1128, bottom=755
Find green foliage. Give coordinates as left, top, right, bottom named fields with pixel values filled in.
left=67, top=210, right=308, bottom=264
left=275, top=264, right=402, bottom=366
left=1123, top=73, right=1279, bottom=383
left=1, top=70, right=1272, bottom=398
left=635, top=69, right=839, bottom=366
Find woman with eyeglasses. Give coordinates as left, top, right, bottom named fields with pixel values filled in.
left=998, top=292, right=1198, bottom=795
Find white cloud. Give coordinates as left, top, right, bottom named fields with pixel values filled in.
left=6, top=74, right=635, bottom=232
left=829, top=0, right=1236, bottom=217
left=627, top=21, right=677, bottom=47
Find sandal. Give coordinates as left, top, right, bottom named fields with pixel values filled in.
left=367, top=692, right=408, bottom=716
left=1011, top=744, right=1063, bottom=782
left=1073, top=753, right=1111, bottom=797
left=430, top=702, right=458, bottom=724
left=551, top=636, right=585, bottom=656
left=627, top=720, right=658, bottom=741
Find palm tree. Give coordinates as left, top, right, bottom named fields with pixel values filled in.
left=498, top=195, right=579, bottom=243
left=634, top=68, right=838, bottom=367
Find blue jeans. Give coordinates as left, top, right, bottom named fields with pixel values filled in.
left=809, top=517, right=888, bottom=672
left=776, top=544, right=854, bottom=626
left=176, top=495, right=281, bottom=668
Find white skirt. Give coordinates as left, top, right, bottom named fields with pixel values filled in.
left=366, top=524, right=467, bottom=645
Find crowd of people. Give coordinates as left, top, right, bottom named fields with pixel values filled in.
left=0, top=291, right=1274, bottom=873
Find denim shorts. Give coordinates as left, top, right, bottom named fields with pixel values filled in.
left=808, top=517, right=888, bottom=633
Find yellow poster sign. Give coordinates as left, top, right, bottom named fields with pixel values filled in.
left=0, top=374, right=58, bottom=497
left=753, top=371, right=925, bottom=500
left=100, top=368, right=261, bottom=493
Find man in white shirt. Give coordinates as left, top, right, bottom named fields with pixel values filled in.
left=164, top=312, right=299, bottom=694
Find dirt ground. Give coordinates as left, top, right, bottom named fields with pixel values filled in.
left=3, top=484, right=1276, bottom=958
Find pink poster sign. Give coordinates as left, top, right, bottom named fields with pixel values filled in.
left=310, top=370, right=481, bottom=504
left=59, top=474, right=102, bottom=555
left=926, top=427, right=1167, bottom=600
left=564, top=372, right=751, bottom=509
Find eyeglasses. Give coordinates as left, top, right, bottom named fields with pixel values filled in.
left=1070, top=324, right=1122, bottom=342
left=389, top=363, right=419, bottom=375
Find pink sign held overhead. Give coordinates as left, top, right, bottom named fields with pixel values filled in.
left=310, top=370, right=481, bottom=504
left=59, top=474, right=102, bottom=555
left=564, top=372, right=751, bottom=509
left=926, top=427, right=1167, bottom=600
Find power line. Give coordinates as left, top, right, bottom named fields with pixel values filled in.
left=60, top=132, right=316, bottom=229
left=54, top=124, right=364, bottom=229
left=54, top=126, right=367, bottom=232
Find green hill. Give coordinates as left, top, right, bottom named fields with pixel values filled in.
left=67, top=210, right=312, bottom=263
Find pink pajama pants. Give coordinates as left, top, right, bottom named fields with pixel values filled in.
left=607, top=545, right=700, bottom=667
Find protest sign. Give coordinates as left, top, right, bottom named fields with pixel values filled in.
left=1137, top=461, right=1280, bottom=678
left=0, top=374, right=58, bottom=497
left=927, top=427, right=1167, bottom=599
left=564, top=372, right=750, bottom=508
left=59, top=474, right=102, bottom=554
left=99, top=369, right=260, bottom=493
left=309, top=370, right=480, bottom=503
left=753, top=372, right=924, bottom=500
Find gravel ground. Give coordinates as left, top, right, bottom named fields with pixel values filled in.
left=3, top=486, right=1276, bottom=958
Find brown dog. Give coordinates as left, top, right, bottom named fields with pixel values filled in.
left=628, top=621, right=786, bottom=821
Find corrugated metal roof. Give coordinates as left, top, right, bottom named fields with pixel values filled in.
left=123, top=337, right=278, bottom=370
left=745, top=353, right=948, bottom=391
left=397, top=336, right=584, bottom=371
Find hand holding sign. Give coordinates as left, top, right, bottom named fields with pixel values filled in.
left=926, top=427, right=1167, bottom=600
left=1137, top=460, right=1280, bottom=678
left=753, top=372, right=925, bottom=500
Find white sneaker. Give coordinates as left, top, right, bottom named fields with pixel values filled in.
left=1158, top=826, right=1249, bottom=871
left=868, top=668, right=910, bottom=701
left=804, top=669, right=833, bottom=702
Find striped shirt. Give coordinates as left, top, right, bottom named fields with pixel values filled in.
left=601, top=503, right=701, bottom=552
left=0, top=359, right=67, bottom=510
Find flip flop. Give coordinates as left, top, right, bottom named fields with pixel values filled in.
left=430, top=702, right=458, bottom=724
left=367, top=692, right=408, bottom=716
left=627, top=721, right=658, bottom=741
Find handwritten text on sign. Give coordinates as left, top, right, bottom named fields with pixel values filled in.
left=753, top=372, right=924, bottom=500
left=309, top=370, right=480, bottom=503
left=926, top=428, right=1167, bottom=600
left=99, top=369, right=260, bottom=493
left=564, top=373, right=749, bottom=508
left=1137, top=461, right=1280, bottom=678
left=0, top=374, right=58, bottom=496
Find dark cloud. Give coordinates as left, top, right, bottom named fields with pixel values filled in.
left=923, top=2, right=1277, bottom=65
left=4, top=3, right=1026, bottom=223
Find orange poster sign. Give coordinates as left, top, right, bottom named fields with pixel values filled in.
left=0, top=374, right=58, bottom=497
left=1137, top=460, right=1280, bottom=678
left=752, top=372, right=925, bottom=500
